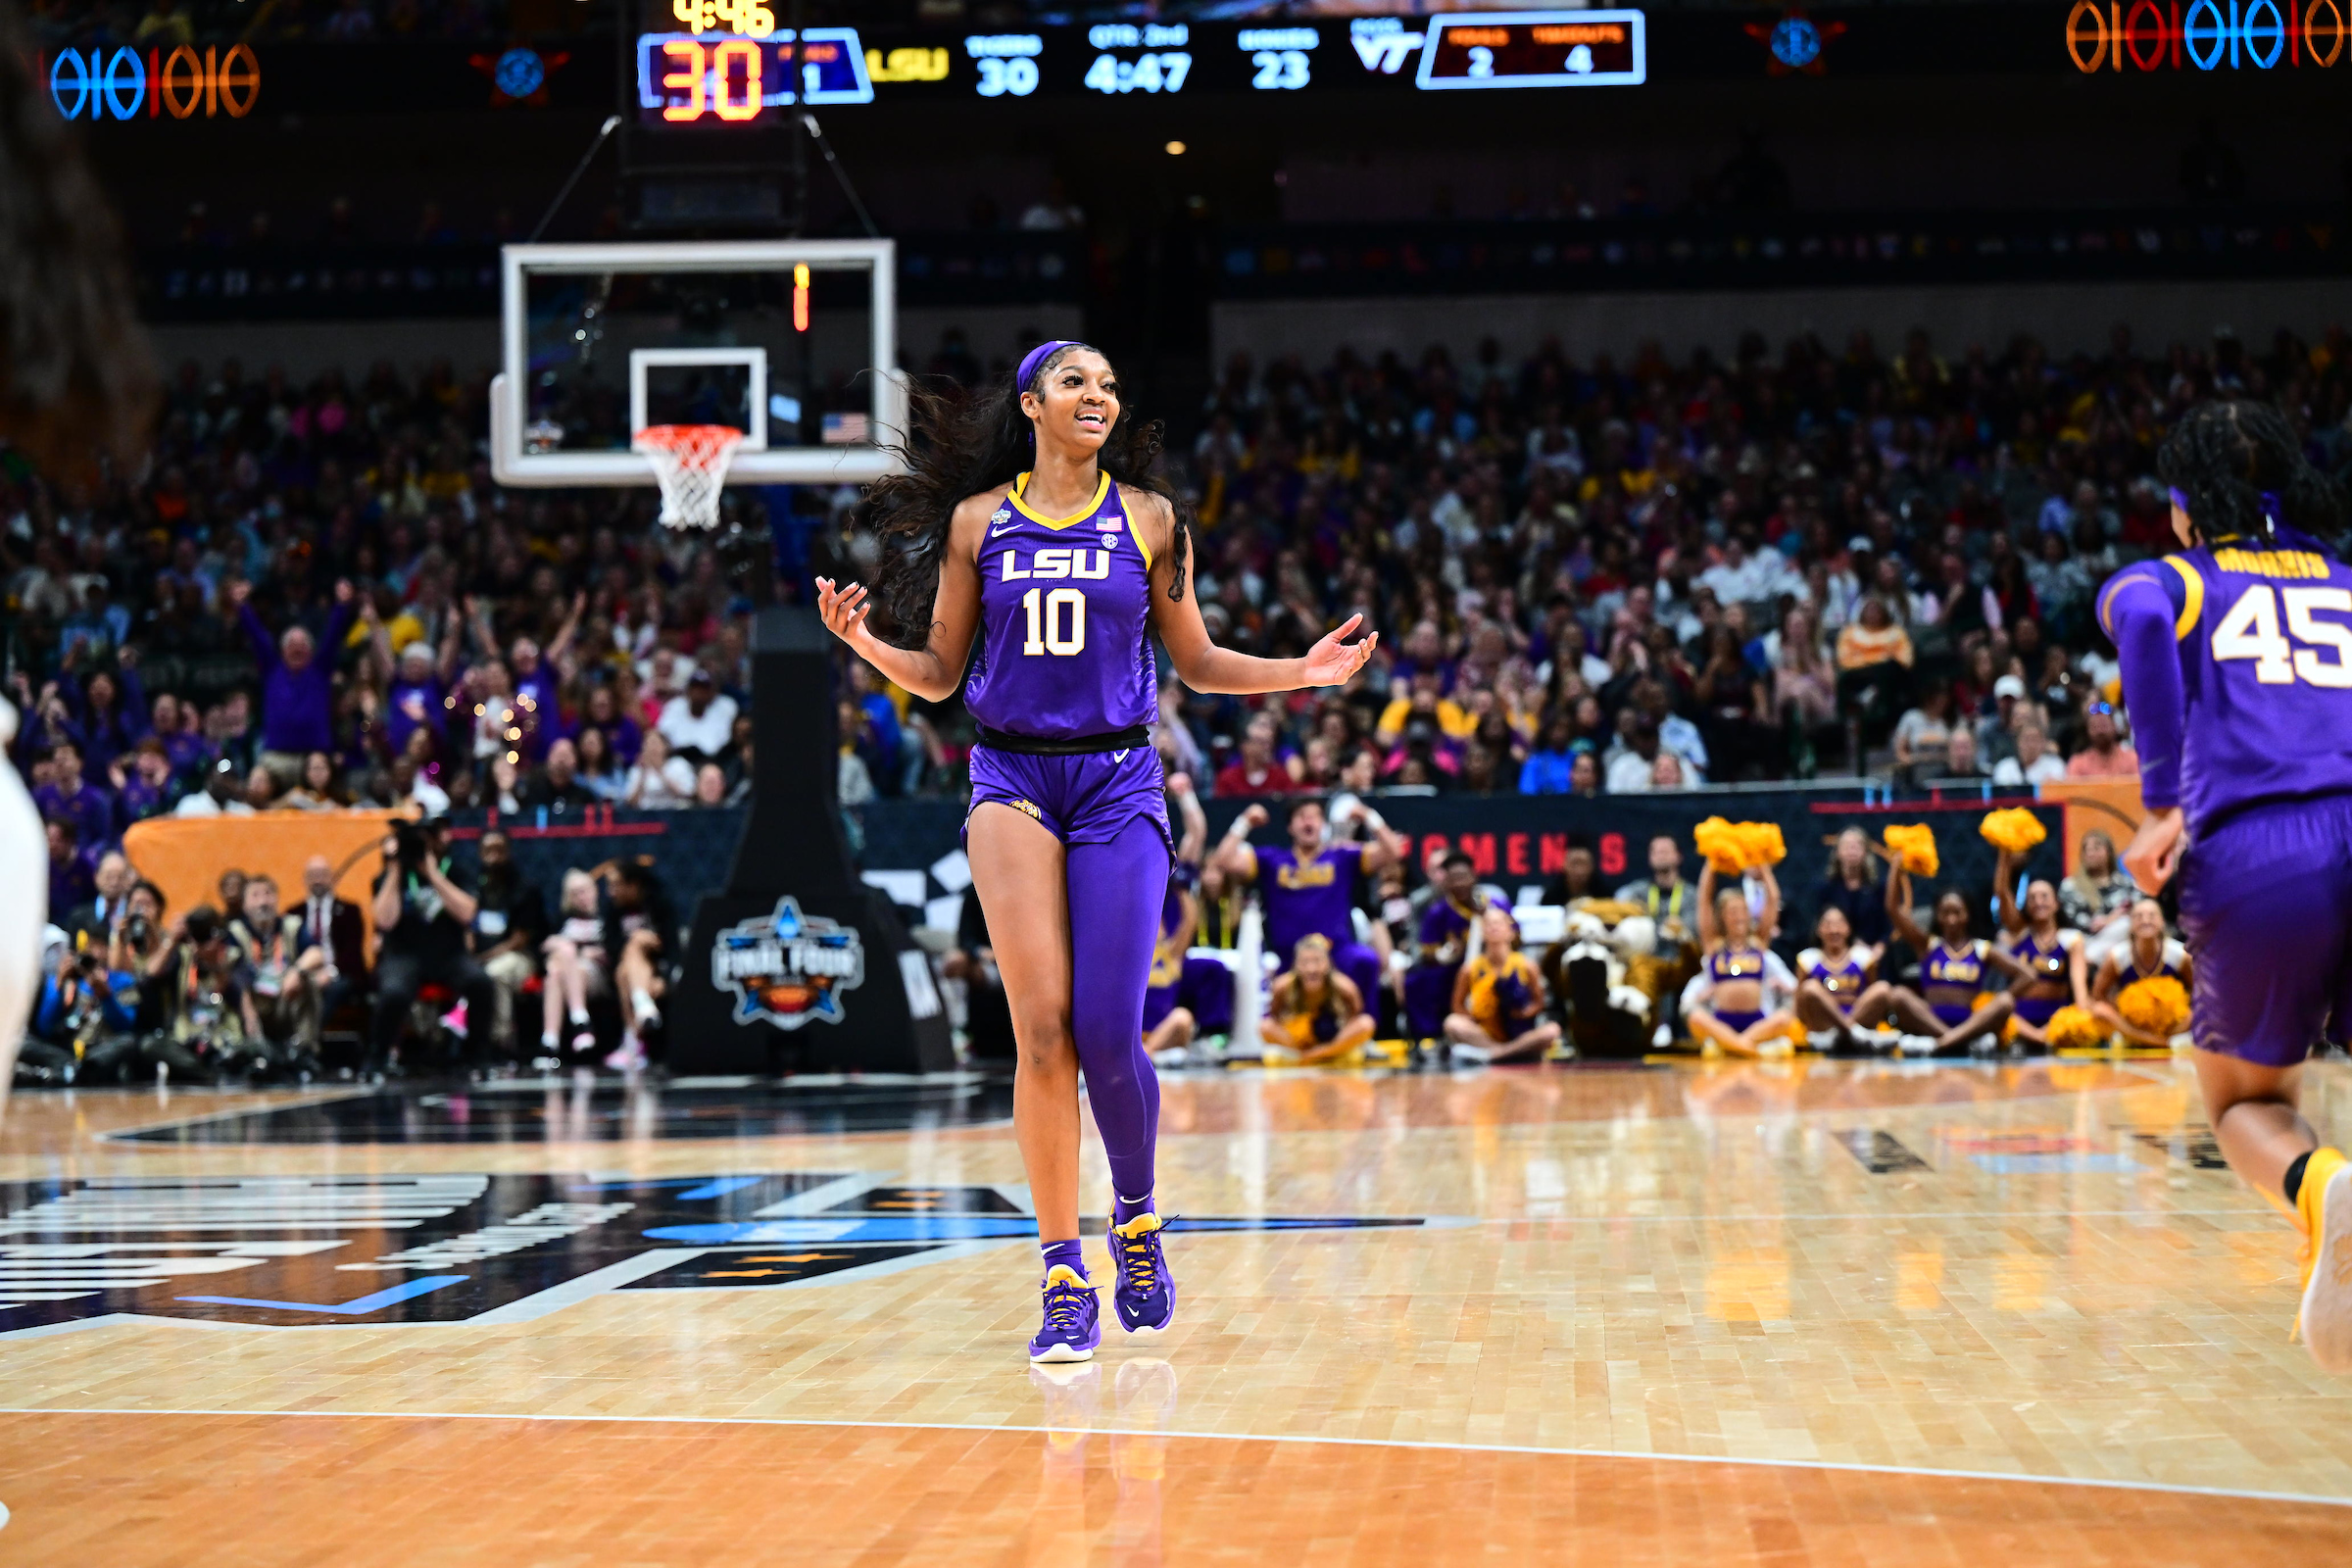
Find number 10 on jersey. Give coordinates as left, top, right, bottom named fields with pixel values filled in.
left=1022, top=587, right=1086, bottom=656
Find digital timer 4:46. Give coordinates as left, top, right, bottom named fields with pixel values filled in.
left=673, top=0, right=773, bottom=36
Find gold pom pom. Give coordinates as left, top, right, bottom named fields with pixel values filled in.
left=1693, top=817, right=1745, bottom=874
left=2118, top=975, right=2190, bottom=1037
left=1735, top=821, right=1788, bottom=868
left=1883, top=824, right=1940, bottom=877
left=1979, top=808, right=2048, bottom=855
left=2043, top=1004, right=2106, bottom=1051
left=1695, top=819, right=1788, bottom=873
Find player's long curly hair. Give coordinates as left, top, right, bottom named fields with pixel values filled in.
left=2156, top=398, right=2342, bottom=548
left=859, top=343, right=1193, bottom=650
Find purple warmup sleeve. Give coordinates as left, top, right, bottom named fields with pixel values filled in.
left=2100, top=563, right=2187, bottom=811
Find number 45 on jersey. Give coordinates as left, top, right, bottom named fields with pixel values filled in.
left=2212, top=582, right=2352, bottom=686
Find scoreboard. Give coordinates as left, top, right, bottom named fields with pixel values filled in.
left=1419, top=13, right=1645, bottom=88
left=635, top=5, right=1646, bottom=124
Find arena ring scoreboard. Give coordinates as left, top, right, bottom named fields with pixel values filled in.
left=633, top=2, right=1645, bottom=125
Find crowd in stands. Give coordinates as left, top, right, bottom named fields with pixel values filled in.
left=973, top=323, right=2345, bottom=801
left=3, top=321, right=2341, bottom=1074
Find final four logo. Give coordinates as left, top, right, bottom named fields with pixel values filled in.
left=711, top=896, right=864, bottom=1028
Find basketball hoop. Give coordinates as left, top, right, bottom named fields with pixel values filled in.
left=633, top=423, right=744, bottom=530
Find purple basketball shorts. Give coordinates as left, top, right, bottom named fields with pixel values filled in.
left=2179, top=792, right=2352, bottom=1068
left=965, top=743, right=1172, bottom=853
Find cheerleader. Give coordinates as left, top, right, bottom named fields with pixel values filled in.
left=1261, top=934, right=1376, bottom=1065
left=2087, top=898, right=2193, bottom=1048
left=1882, top=863, right=2040, bottom=1054
left=1793, top=904, right=1891, bottom=1054
left=1684, top=860, right=1799, bottom=1056
left=1992, top=845, right=2088, bottom=1050
left=1446, top=906, right=1562, bottom=1064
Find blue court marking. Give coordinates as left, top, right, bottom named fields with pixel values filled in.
left=177, top=1275, right=470, bottom=1314
left=565, top=1177, right=766, bottom=1200
left=642, top=1216, right=1430, bottom=1246
left=1971, top=1153, right=2145, bottom=1174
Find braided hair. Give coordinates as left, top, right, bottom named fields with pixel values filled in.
left=859, top=342, right=1195, bottom=651
left=2155, top=398, right=2341, bottom=549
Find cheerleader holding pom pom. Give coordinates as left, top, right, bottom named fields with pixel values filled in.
left=1683, top=858, right=1801, bottom=1057
left=2088, top=899, right=2194, bottom=1048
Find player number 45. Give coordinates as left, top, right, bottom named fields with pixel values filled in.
left=2211, top=582, right=2352, bottom=687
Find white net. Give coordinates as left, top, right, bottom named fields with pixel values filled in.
left=632, top=423, right=745, bottom=529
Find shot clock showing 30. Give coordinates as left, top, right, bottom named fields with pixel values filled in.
left=637, top=0, right=871, bottom=124
left=1419, top=10, right=1646, bottom=87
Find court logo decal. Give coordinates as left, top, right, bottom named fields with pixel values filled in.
left=0, top=1173, right=1458, bottom=1336
left=711, top=896, right=864, bottom=1028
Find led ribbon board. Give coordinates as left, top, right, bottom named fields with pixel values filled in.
left=1417, top=10, right=1646, bottom=88
left=46, top=44, right=259, bottom=121
left=2066, top=0, right=2349, bottom=70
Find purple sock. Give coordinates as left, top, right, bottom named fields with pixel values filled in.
left=1066, top=818, right=1168, bottom=1204
left=1041, top=1238, right=1087, bottom=1279
left=1113, top=1191, right=1154, bottom=1225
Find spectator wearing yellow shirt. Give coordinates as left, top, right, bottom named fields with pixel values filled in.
left=1376, top=669, right=1474, bottom=748
left=1834, top=594, right=1915, bottom=750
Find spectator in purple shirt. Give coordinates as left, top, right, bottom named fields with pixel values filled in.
left=111, top=737, right=180, bottom=826
left=152, top=691, right=213, bottom=783
left=33, top=742, right=118, bottom=854
left=233, top=576, right=356, bottom=780
left=11, top=673, right=84, bottom=771
left=369, top=593, right=462, bottom=762
left=578, top=682, right=642, bottom=765
left=63, top=653, right=149, bottom=776
left=45, top=818, right=95, bottom=920
left=474, top=590, right=583, bottom=725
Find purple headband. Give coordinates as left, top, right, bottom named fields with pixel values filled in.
left=2169, top=485, right=2285, bottom=533
left=1015, top=339, right=1082, bottom=392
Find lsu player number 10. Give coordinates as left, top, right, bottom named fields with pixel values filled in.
left=815, top=339, right=1378, bottom=1364
left=2100, top=398, right=2352, bottom=1372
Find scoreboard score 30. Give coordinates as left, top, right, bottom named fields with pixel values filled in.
left=634, top=5, right=1645, bottom=122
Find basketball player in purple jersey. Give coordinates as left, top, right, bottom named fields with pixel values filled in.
left=2103, top=399, right=2352, bottom=1369
left=816, top=342, right=1377, bottom=1362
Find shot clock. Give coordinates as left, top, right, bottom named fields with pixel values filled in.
left=635, top=0, right=872, bottom=124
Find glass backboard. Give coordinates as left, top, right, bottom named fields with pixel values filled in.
left=490, top=238, right=905, bottom=486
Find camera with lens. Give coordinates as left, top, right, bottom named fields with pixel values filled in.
left=122, top=914, right=153, bottom=951
left=392, top=819, right=429, bottom=867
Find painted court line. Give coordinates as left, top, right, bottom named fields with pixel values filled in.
left=176, top=1275, right=469, bottom=1314
left=5, top=1405, right=2346, bottom=1511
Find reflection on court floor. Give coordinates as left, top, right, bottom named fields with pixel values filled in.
left=0, top=1057, right=2346, bottom=1566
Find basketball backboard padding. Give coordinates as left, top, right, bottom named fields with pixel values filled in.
left=630, top=348, right=768, bottom=451
left=491, top=237, right=906, bottom=488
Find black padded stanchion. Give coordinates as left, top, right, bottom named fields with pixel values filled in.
left=667, top=606, right=956, bottom=1074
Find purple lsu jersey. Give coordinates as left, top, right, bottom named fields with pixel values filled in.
left=1258, top=843, right=1365, bottom=962
left=961, top=470, right=1158, bottom=741
left=2102, top=523, right=2352, bottom=833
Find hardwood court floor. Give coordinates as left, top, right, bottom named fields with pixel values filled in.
left=0, top=1058, right=2345, bottom=1565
